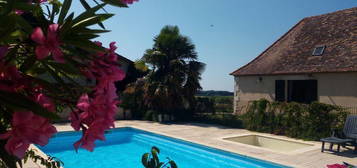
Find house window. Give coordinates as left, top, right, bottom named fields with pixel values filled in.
left=287, top=80, right=317, bottom=103
left=312, top=46, right=325, bottom=56
left=275, top=80, right=285, bottom=102
left=275, top=80, right=318, bottom=103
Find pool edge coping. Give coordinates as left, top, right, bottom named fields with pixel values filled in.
left=220, top=133, right=320, bottom=155
left=48, top=123, right=305, bottom=168
left=122, top=125, right=301, bottom=168
left=125, top=126, right=302, bottom=168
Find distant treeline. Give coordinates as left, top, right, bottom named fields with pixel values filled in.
left=195, top=91, right=234, bottom=113
left=196, top=90, right=233, bottom=97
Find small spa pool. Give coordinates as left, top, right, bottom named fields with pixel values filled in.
left=38, top=127, right=290, bottom=168
left=224, top=134, right=314, bottom=153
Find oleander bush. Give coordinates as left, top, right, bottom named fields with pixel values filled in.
left=242, top=99, right=348, bottom=140
left=0, top=0, right=138, bottom=167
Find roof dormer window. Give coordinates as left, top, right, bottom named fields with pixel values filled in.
left=312, top=45, right=325, bottom=56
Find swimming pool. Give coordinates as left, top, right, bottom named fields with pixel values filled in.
left=38, top=127, right=290, bottom=168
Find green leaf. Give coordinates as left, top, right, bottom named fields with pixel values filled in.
left=169, top=161, right=178, bottom=168
left=73, top=33, right=100, bottom=40
left=42, top=62, right=71, bottom=89
left=13, top=2, right=36, bottom=11
left=98, top=22, right=106, bottom=30
left=12, top=14, right=33, bottom=34
left=0, top=16, right=16, bottom=42
left=151, top=147, right=159, bottom=166
left=73, top=3, right=106, bottom=24
left=152, top=146, right=160, bottom=154
left=29, top=76, right=62, bottom=94
left=27, top=64, right=48, bottom=75
left=157, top=162, right=164, bottom=168
left=0, top=0, right=12, bottom=15
left=58, top=0, right=72, bottom=24
left=50, top=67, right=82, bottom=87
left=24, top=154, right=28, bottom=163
left=75, top=28, right=110, bottom=34
left=47, top=61, right=80, bottom=76
left=93, top=0, right=108, bottom=12
left=17, top=160, right=23, bottom=168
left=3, top=46, right=18, bottom=62
left=63, top=39, right=105, bottom=52
left=149, top=159, right=155, bottom=168
left=50, top=3, right=61, bottom=22
left=19, top=56, right=37, bottom=72
left=72, top=14, right=114, bottom=29
left=102, top=0, right=128, bottom=7
left=60, top=12, right=74, bottom=35
left=79, top=0, right=91, bottom=9
left=0, top=91, right=60, bottom=120
left=141, top=153, right=149, bottom=167
left=76, top=1, right=108, bottom=29
left=45, top=5, right=51, bottom=17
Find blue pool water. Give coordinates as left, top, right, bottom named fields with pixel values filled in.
left=38, top=127, right=290, bottom=168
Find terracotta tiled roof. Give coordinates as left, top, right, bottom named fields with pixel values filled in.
left=231, top=7, right=357, bottom=76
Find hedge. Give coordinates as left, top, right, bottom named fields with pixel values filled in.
left=242, top=99, right=348, bottom=140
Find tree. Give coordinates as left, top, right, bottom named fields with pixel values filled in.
left=141, top=25, right=205, bottom=120
left=0, top=0, right=138, bottom=167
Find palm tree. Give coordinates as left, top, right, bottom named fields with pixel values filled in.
left=142, top=25, right=205, bottom=120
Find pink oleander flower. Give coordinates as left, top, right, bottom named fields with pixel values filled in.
left=70, top=42, right=125, bottom=151
left=0, top=63, right=29, bottom=92
left=0, top=111, right=57, bottom=158
left=74, top=119, right=108, bottom=151
left=35, top=93, right=55, bottom=112
left=15, top=10, right=24, bottom=15
left=327, top=164, right=347, bottom=168
left=70, top=93, right=117, bottom=151
left=121, top=0, right=138, bottom=4
left=77, top=94, right=91, bottom=112
left=82, top=42, right=126, bottom=82
left=31, top=24, right=64, bottom=63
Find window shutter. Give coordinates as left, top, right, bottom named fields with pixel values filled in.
left=275, top=80, right=285, bottom=101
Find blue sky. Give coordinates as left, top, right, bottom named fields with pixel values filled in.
left=72, top=0, right=356, bottom=91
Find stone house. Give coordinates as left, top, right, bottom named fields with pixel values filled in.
left=230, top=7, right=357, bottom=114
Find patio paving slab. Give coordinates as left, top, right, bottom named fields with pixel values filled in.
left=24, top=120, right=357, bottom=168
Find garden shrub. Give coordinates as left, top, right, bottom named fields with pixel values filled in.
left=242, top=99, right=348, bottom=140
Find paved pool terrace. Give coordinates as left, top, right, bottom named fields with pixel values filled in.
left=24, top=120, right=357, bottom=168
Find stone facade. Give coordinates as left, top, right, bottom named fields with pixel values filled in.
left=234, top=72, right=357, bottom=114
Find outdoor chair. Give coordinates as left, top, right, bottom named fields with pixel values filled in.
left=320, top=115, right=357, bottom=153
